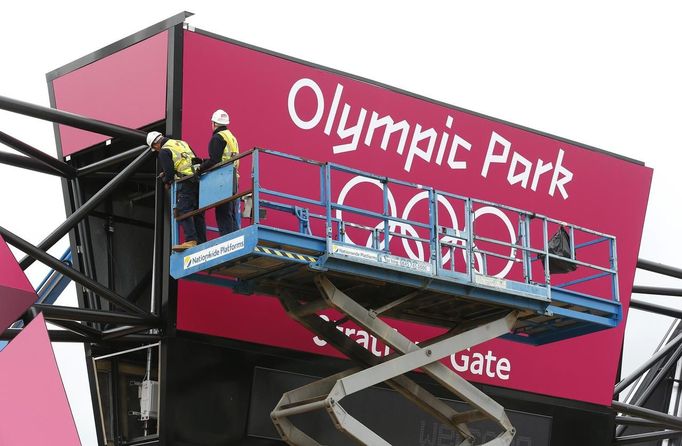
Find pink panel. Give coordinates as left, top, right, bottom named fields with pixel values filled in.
left=0, top=314, right=81, bottom=445
left=52, top=31, right=168, bottom=156
left=178, top=31, right=652, bottom=405
left=0, top=235, right=36, bottom=333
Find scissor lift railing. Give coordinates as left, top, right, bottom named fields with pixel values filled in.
left=168, top=148, right=621, bottom=445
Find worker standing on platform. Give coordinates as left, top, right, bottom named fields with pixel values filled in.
left=199, top=109, right=240, bottom=236
left=147, top=131, right=207, bottom=252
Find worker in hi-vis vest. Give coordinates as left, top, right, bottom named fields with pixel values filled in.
left=147, top=131, right=207, bottom=252
left=198, top=109, right=240, bottom=236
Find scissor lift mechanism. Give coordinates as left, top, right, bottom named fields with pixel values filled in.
left=272, top=276, right=518, bottom=446
left=170, top=149, right=621, bottom=446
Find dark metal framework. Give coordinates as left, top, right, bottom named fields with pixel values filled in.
left=611, top=260, right=682, bottom=444
left=0, top=97, right=159, bottom=342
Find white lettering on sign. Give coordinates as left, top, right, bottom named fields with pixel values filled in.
left=183, top=236, right=245, bottom=269
left=451, top=347, right=511, bottom=380
left=313, top=314, right=391, bottom=357
left=481, top=131, right=574, bottom=199
left=287, top=78, right=325, bottom=129
left=287, top=78, right=573, bottom=199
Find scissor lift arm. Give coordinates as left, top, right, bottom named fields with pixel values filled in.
left=271, top=276, right=519, bottom=446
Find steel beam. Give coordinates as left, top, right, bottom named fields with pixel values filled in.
left=18, top=148, right=153, bottom=269
left=70, top=177, right=103, bottom=329
left=613, top=400, right=682, bottom=431
left=77, top=145, right=147, bottom=176
left=0, top=130, right=77, bottom=177
left=0, top=328, right=89, bottom=343
left=47, top=320, right=103, bottom=339
left=0, top=95, right=147, bottom=143
left=0, top=327, right=160, bottom=343
left=0, top=151, right=66, bottom=176
left=89, top=211, right=155, bottom=230
left=614, top=429, right=682, bottom=445
left=615, top=331, right=682, bottom=395
left=0, top=225, right=151, bottom=316
left=101, top=325, right=153, bottom=341
left=638, top=259, right=682, bottom=279
left=634, top=343, right=682, bottom=407
left=86, top=172, right=157, bottom=182
left=32, top=304, right=157, bottom=326
left=630, top=299, right=682, bottom=319
left=615, top=416, right=669, bottom=428
left=615, top=342, right=682, bottom=437
left=151, top=172, right=164, bottom=316
left=633, top=285, right=682, bottom=297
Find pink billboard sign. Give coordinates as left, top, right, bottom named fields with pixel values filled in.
left=0, top=234, right=37, bottom=333
left=52, top=31, right=168, bottom=157
left=177, top=30, right=652, bottom=405
left=0, top=314, right=81, bottom=445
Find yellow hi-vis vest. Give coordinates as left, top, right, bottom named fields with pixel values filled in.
left=218, top=129, right=239, bottom=169
left=163, top=139, right=196, bottom=177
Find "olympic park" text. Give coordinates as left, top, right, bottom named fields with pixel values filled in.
left=288, top=78, right=574, bottom=199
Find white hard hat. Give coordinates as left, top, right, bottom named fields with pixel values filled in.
left=146, top=131, right=163, bottom=147
left=211, top=109, right=230, bottom=125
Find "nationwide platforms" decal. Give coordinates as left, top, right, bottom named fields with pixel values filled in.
left=183, top=235, right=245, bottom=270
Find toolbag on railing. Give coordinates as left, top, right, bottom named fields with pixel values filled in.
left=539, top=226, right=578, bottom=274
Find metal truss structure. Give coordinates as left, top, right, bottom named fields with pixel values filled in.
left=0, top=92, right=681, bottom=445
left=612, top=260, right=682, bottom=445
left=0, top=94, right=162, bottom=346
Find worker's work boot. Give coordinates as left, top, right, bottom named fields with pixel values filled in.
left=172, top=240, right=198, bottom=252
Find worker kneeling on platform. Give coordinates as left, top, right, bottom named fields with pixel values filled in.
left=198, top=109, right=240, bottom=236
left=148, top=131, right=207, bottom=252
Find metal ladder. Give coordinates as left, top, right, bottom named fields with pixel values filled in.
left=271, top=275, right=519, bottom=446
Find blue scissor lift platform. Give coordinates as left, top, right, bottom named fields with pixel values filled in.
left=169, top=149, right=621, bottom=446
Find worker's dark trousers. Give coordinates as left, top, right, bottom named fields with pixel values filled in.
left=176, top=181, right=206, bottom=244
left=216, top=200, right=239, bottom=236
left=216, top=176, right=239, bottom=236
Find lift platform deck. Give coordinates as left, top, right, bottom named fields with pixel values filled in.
left=170, top=149, right=620, bottom=346
left=168, top=149, right=621, bottom=445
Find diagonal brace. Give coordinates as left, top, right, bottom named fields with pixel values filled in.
left=0, top=226, right=151, bottom=316
left=18, top=148, right=153, bottom=269
left=0, top=130, right=77, bottom=177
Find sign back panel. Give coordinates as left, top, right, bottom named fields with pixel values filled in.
left=177, top=30, right=652, bottom=405
left=51, top=31, right=168, bottom=156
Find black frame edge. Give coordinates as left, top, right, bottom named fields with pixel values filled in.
left=46, top=11, right=193, bottom=81
left=158, top=20, right=184, bottom=446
